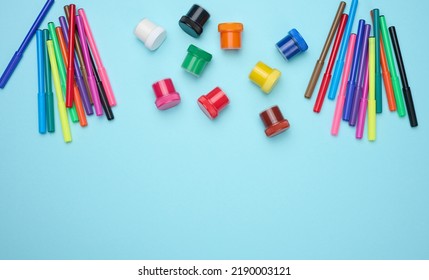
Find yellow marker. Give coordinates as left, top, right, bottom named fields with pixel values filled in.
left=46, top=40, right=72, bottom=143
left=368, top=37, right=376, bottom=141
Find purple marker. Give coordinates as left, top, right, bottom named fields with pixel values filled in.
left=342, top=20, right=365, bottom=121
left=356, top=51, right=370, bottom=139
left=349, top=24, right=371, bottom=126
left=59, top=16, right=93, bottom=116
left=76, top=15, right=103, bottom=116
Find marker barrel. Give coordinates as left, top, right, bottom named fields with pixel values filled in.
left=37, top=30, right=47, bottom=134
left=331, top=34, right=357, bottom=135
left=343, top=20, right=365, bottom=121
left=389, top=26, right=418, bottom=127
left=43, top=30, right=55, bottom=133
left=379, top=16, right=406, bottom=117
left=79, top=8, right=116, bottom=107
left=0, top=0, right=55, bottom=88
left=328, top=0, right=359, bottom=100
left=314, top=13, right=348, bottom=112
left=305, top=1, right=346, bottom=99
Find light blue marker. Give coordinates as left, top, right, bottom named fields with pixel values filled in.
left=327, top=0, right=358, bottom=100
left=36, top=30, right=47, bottom=134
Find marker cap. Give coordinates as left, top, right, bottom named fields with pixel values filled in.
left=134, top=18, right=166, bottom=51
left=260, top=105, right=290, bottom=137
left=152, top=78, right=181, bottom=110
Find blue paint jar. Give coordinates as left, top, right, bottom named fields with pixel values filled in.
left=276, top=28, right=308, bottom=60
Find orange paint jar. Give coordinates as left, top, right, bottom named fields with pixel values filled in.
left=218, top=23, right=244, bottom=50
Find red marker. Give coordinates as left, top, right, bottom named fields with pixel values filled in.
left=66, top=4, right=76, bottom=108
left=314, top=13, right=348, bottom=113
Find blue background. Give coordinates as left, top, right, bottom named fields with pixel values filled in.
left=0, top=0, right=428, bottom=259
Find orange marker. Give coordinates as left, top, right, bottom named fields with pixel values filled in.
left=380, top=35, right=396, bottom=111
left=56, top=27, right=88, bottom=127
left=371, top=11, right=396, bottom=111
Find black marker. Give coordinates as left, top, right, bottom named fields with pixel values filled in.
left=389, top=26, right=418, bottom=127
left=89, top=53, right=114, bottom=121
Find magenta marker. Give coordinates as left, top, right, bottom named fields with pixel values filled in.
left=78, top=8, right=116, bottom=107
left=76, top=15, right=103, bottom=116
left=331, top=34, right=357, bottom=136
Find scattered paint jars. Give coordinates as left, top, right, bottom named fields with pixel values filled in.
left=260, top=106, right=290, bottom=137
left=181, top=44, right=213, bottom=77
left=276, top=28, right=308, bottom=60
left=218, top=22, right=244, bottom=49
left=134, top=18, right=166, bottom=51
left=249, top=61, right=281, bottom=94
left=179, top=4, right=210, bottom=38
left=152, top=78, right=181, bottom=110
left=197, top=87, right=229, bottom=119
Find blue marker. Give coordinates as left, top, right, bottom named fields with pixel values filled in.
left=328, top=0, right=359, bottom=100
left=0, top=0, right=55, bottom=89
left=349, top=24, right=371, bottom=126
left=36, top=30, right=47, bottom=134
left=343, top=19, right=365, bottom=121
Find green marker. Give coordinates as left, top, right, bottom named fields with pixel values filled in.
left=43, top=29, right=55, bottom=133
left=379, top=16, right=406, bottom=117
left=372, top=9, right=382, bottom=113
left=47, top=22, right=79, bottom=123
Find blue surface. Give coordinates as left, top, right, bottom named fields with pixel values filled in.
left=0, top=0, right=428, bottom=260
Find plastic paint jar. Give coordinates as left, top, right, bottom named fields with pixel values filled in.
left=179, top=4, right=210, bottom=38
left=134, top=18, right=166, bottom=51
left=181, top=44, right=213, bottom=77
left=197, top=87, right=229, bottom=119
left=152, top=78, right=181, bottom=110
left=260, top=105, right=290, bottom=137
left=218, top=22, right=244, bottom=49
left=249, top=61, right=281, bottom=94
left=276, top=28, right=308, bottom=60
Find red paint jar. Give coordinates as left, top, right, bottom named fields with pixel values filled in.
left=260, top=105, right=290, bottom=137
left=197, top=87, right=229, bottom=119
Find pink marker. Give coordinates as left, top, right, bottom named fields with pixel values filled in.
left=76, top=15, right=103, bottom=116
left=356, top=58, right=369, bottom=139
left=78, top=8, right=116, bottom=107
left=331, top=34, right=356, bottom=136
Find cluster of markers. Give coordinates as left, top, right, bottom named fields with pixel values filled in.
left=304, top=0, right=418, bottom=141
left=135, top=4, right=309, bottom=137
left=0, top=0, right=116, bottom=143
left=36, top=3, right=116, bottom=143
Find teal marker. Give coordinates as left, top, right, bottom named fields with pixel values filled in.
left=43, top=30, right=55, bottom=133
left=379, top=15, right=405, bottom=117
left=372, top=9, right=382, bottom=113
left=47, top=22, right=79, bottom=123
left=36, top=30, right=47, bottom=134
